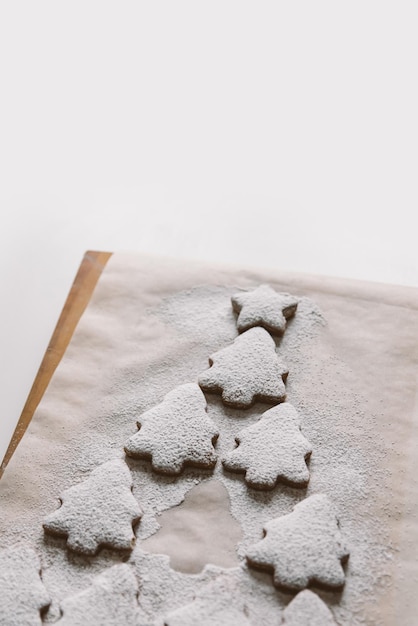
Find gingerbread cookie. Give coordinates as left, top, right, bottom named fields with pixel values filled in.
left=164, top=575, right=251, bottom=626
left=165, top=601, right=251, bottom=626
left=198, top=327, right=288, bottom=408
left=222, top=403, right=312, bottom=489
left=124, top=383, right=219, bottom=474
left=281, top=590, right=337, bottom=625
left=231, top=285, right=298, bottom=335
left=246, top=494, right=349, bottom=591
left=0, top=544, right=50, bottom=626
left=56, top=564, right=139, bottom=625
left=43, top=459, right=142, bottom=555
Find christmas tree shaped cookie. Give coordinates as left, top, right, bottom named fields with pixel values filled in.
left=198, top=327, right=288, bottom=408
left=281, top=590, right=337, bottom=625
left=0, top=544, right=50, bottom=626
left=232, top=285, right=298, bottom=335
left=246, top=494, right=349, bottom=591
left=43, top=459, right=142, bottom=555
left=222, top=403, right=312, bottom=489
left=124, top=383, right=219, bottom=475
left=56, top=564, right=139, bottom=625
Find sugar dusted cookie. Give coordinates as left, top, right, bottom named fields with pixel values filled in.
left=222, top=403, right=312, bottom=489
left=124, top=383, right=219, bottom=474
left=0, top=544, right=50, bottom=626
left=198, top=327, right=288, bottom=408
left=43, top=459, right=142, bottom=555
left=165, top=600, right=251, bottom=626
left=246, top=494, right=349, bottom=591
left=281, top=590, right=337, bottom=626
left=232, top=285, right=298, bottom=335
left=56, top=564, right=139, bottom=625
left=164, top=575, right=251, bottom=626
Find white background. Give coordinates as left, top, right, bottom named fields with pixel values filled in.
left=0, top=1, right=417, bottom=462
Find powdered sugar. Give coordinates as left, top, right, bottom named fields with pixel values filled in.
left=0, top=254, right=415, bottom=625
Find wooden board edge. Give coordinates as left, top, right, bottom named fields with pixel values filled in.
left=0, top=250, right=112, bottom=478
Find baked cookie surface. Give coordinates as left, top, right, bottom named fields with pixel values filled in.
left=281, top=590, right=337, bottom=626
left=0, top=544, right=50, bottom=626
left=232, top=285, right=298, bottom=335
left=43, top=459, right=142, bottom=555
left=56, top=564, right=139, bottom=626
left=198, top=327, right=288, bottom=408
left=246, top=494, right=349, bottom=591
left=222, top=403, right=312, bottom=489
left=124, top=383, right=219, bottom=475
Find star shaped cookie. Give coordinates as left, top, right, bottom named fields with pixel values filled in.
left=232, top=285, right=298, bottom=335
left=124, top=383, right=219, bottom=474
left=222, top=403, right=312, bottom=489
left=43, top=459, right=142, bottom=555
left=198, top=327, right=288, bottom=408
left=246, top=494, right=349, bottom=591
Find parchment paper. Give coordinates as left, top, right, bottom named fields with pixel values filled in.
left=1, top=252, right=417, bottom=625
